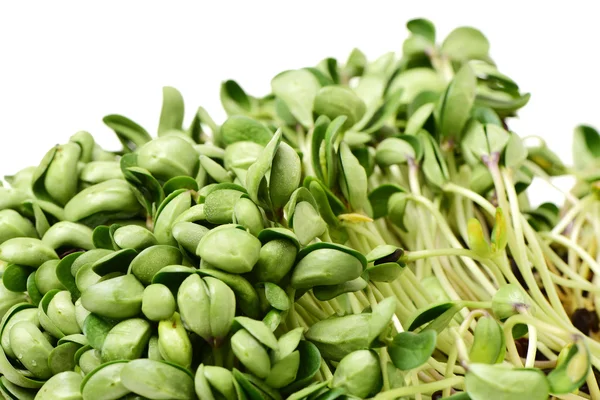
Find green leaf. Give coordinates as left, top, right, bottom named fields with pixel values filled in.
left=547, top=340, right=590, bottom=395
left=388, top=330, right=437, bottom=370
left=269, top=141, right=302, bottom=210
left=264, top=283, right=290, bottom=311
left=29, top=201, right=50, bottom=238
left=286, top=381, right=329, bottom=400
left=324, top=116, right=347, bottom=189
left=307, top=179, right=342, bottom=227
left=263, top=310, right=282, bottom=332
left=103, top=114, right=151, bottom=153
left=292, top=201, right=327, bottom=246
left=475, top=87, right=531, bottom=115
left=362, top=88, right=405, bottom=134
left=281, top=341, right=321, bottom=394
left=220, top=116, right=273, bottom=146
left=366, top=262, right=404, bottom=283
left=56, top=252, right=83, bottom=299
left=343, top=48, right=367, bottom=78
left=407, top=18, right=435, bottom=43
left=339, top=142, right=369, bottom=212
left=92, top=225, right=114, bottom=250
left=273, top=328, right=303, bottom=363
left=158, top=86, right=185, bottom=136
left=470, top=61, right=520, bottom=94
left=304, top=67, right=334, bottom=86
left=196, top=269, right=260, bottom=319
left=27, top=273, right=43, bottom=306
left=441, top=27, right=490, bottom=62
left=266, top=351, right=301, bottom=389
left=92, top=248, right=137, bottom=276
left=405, top=103, right=435, bottom=135
left=48, top=342, right=81, bottom=375
left=193, top=106, right=220, bottom=144
left=388, top=191, right=410, bottom=232
left=120, top=359, right=195, bottom=400
left=465, top=364, right=550, bottom=400
left=312, top=387, right=345, bottom=400
left=492, top=284, right=531, bottom=321
left=220, top=80, right=252, bottom=116
left=31, top=146, right=58, bottom=204
left=304, top=313, right=370, bottom=361
left=375, top=137, right=418, bottom=167
left=310, top=115, right=330, bottom=183
left=436, top=64, right=477, bottom=141
left=313, top=277, right=368, bottom=301
left=425, top=304, right=464, bottom=333
left=419, top=131, right=449, bottom=189
left=2, top=264, right=33, bottom=292
left=122, top=164, right=165, bottom=217
left=467, top=218, right=492, bottom=257
left=331, top=350, right=382, bottom=398
left=353, top=74, right=387, bottom=130
left=368, top=184, right=406, bottom=220
left=245, top=130, right=282, bottom=206
left=313, top=86, right=366, bottom=130
left=368, top=297, right=397, bottom=344
left=386, top=68, right=445, bottom=105
left=463, top=121, right=510, bottom=162
left=407, top=301, right=457, bottom=331
left=0, top=375, right=38, bottom=399
left=503, top=132, right=528, bottom=168
left=526, top=144, right=566, bottom=176
left=154, top=188, right=187, bottom=225
left=491, top=208, right=508, bottom=253
left=200, top=155, right=233, bottom=183
left=471, top=105, right=502, bottom=126
left=83, top=313, right=115, bottom=350
left=271, top=69, right=321, bottom=127
left=316, top=57, right=340, bottom=84
left=163, top=176, right=199, bottom=196
left=469, top=315, right=505, bottom=364
left=233, top=369, right=279, bottom=400
left=485, top=124, right=511, bottom=156
left=573, top=125, right=600, bottom=170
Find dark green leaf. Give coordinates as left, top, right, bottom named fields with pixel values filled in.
left=407, top=302, right=457, bottom=331
left=388, top=330, right=437, bottom=370
left=26, top=273, right=43, bottom=306
left=103, top=114, right=151, bottom=153
left=56, top=252, right=83, bottom=299
left=282, top=341, right=322, bottom=394
left=92, top=248, right=137, bottom=276
left=2, top=264, right=33, bottom=292
left=92, top=226, right=114, bottom=250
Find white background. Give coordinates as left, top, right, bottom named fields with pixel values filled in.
left=0, top=1, right=597, bottom=206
